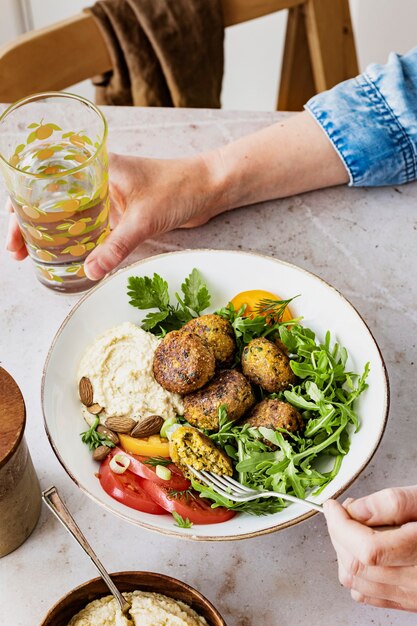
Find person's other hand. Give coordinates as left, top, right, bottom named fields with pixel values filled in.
left=5, top=152, right=225, bottom=280
left=324, top=486, right=417, bottom=612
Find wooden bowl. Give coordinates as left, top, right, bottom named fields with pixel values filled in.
left=40, top=571, right=226, bottom=626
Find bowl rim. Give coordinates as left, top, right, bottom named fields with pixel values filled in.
left=41, top=248, right=390, bottom=541
left=39, top=569, right=226, bottom=626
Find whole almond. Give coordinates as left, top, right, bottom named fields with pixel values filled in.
left=79, top=377, right=94, bottom=406
left=105, top=415, right=136, bottom=433
left=93, top=445, right=111, bottom=462
left=97, top=424, right=119, bottom=445
left=87, top=403, right=104, bottom=415
left=130, top=415, right=164, bottom=438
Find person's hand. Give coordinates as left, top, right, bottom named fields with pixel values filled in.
left=5, top=151, right=227, bottom=280
left=324, top=486, right=417, bottom=612
left=5, top=111, right=350, bottom=279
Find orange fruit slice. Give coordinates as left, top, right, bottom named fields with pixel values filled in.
left=230, top=289, right=293, bottom=322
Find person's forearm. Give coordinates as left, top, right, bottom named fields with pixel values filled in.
left=5, top=111, right=350, bottom=279
left=203, top=110, right=349, bottom=214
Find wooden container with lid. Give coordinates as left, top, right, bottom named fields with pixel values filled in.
left=0, top=367, right=41, bottom=557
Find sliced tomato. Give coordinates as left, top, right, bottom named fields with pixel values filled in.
left=119, top=433, right=170, bottom=457
left=141, top=480, right=236, bottom=525
left=110, top=448, right=190, bottom=491
left=99, top=455, right=165, bottom=515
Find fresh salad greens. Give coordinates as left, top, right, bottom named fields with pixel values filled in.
left=215, top=298, right=298, bottom=364
left=128, top=268, right=370, bottom=516
left=194, top=325, right=369, bottom=515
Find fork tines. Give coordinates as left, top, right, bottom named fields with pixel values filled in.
left=187, top=466, right=253, bottom=502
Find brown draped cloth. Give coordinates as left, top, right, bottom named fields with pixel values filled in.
left=86, top=0, right=224, bottom=108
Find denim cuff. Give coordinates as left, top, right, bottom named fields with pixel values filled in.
left=305, top=68, right=417, bottom=187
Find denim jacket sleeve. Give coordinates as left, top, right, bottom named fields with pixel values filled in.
left=305, top=46, right=417, bottom=186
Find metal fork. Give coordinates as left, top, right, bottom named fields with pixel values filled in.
left=187, top=467, right=323, bottom=513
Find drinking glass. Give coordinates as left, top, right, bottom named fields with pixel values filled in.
left=0, top=92, right=110, bottom=293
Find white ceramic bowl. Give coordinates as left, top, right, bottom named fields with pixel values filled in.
left=42, top=250, right=389, bottom=540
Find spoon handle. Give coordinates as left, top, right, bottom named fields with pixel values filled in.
left=42, top=486, right=131, bottom=616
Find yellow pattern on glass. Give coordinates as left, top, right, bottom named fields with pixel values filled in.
left=8, top=118, right=110, bottom=288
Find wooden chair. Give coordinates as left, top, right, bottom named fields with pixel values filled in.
left=0, top=0, right=358, bottom=110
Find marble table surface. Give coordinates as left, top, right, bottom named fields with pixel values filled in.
left=1, top=105, right=416, bottom=626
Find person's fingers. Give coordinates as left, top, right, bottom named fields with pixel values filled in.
left=335, top=538, right=417, bottom=589
left=349, top=589, right=411, bottom=612
left=347, top=486, right=417, bottom=526
left=6, top=214, right=28, bottom=258
left=346, top=572, right=417, bottom=611
left=108, top=152, right=142, bottom=197
left=84, top=210, right=151, bottom=280
left=324, top=499, right=417, bottom=566
left=108, top=182, right=124, bottom=229
left=11, top=247, right=29, bottom=261
left=335, top=538, right=417, bottom=611
left=335, top=538, right=417, bottom=612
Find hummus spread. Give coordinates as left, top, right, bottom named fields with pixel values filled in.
left=67, top=591, right=208, bottom=626
left=78, top=322, right=183, bottom=423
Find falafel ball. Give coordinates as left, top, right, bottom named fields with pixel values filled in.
left=170, top=425, right=233, bottom=478
left=244, top=398, right=304, bottom=434
left=184, top=369, right=255, bottom=431
left=241, top=337, right=296, bottom=393
left=183, top=314, right=236, bottom=366
left=153, top=330, right=215, bottom=394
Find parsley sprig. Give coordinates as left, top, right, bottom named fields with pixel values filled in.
left=127, top=268, right=210, bottom=334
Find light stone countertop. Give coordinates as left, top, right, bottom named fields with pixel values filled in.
left=0, top=106, right=416, bottom=626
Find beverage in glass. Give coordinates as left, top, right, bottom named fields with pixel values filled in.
left=0, top=92, right=110, bottom=293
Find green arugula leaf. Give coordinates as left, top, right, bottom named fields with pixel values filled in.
left=283, top=390, right=318, bottom=410
left=305, top=381, right=324, bottom=403
left=290, top=361, right=315, bottom=379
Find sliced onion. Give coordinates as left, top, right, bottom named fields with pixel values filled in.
left=155, top=465, right=172, bottom=481
left=109, top=453, right=130, bottom=474
left=160, top=416, right=177, bottom=439
left=165, top=423, right=182, bottom=441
